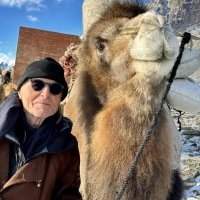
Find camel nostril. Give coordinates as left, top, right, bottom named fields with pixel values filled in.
left=141, top=11, right=165, bottom=29
left=157, top=14, right=165, bottom=27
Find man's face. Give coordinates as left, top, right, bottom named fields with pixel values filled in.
left=18, top=78, right=62, bottom=120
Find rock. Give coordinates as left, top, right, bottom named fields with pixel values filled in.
left=181, top=129, right=200, bottom=200
left=182, top=130, right=200, bottom=136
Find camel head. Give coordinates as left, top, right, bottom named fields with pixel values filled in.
left=77, top=3, right=178, bottom=102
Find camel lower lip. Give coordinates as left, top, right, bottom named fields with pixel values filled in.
left=133, top=56, right=163, bottom=62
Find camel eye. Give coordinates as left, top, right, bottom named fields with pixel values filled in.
left=95, top=37, right=107, bottom=53
left=96, top=42, right=105, bottom=52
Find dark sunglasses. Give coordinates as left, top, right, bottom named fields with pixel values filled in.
left=30, top=79, right=64, bottom=95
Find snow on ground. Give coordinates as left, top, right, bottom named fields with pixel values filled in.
left=180, top=129, right=200, bottom=199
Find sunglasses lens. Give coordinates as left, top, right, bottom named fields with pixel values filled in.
left=50, top=83, right=64, bottom=95
left=31, top=79, right=45, bottom=91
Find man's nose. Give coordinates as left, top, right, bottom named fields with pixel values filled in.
left=40, top=85, right=51, bottom=98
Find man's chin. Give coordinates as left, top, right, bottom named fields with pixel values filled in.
left=32, top=109, right=52, bottom=119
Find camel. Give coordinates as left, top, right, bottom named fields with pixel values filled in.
left=64, top=3, right=183, bottom=200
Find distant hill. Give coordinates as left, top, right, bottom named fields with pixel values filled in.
left=0, top=61, right=9, bottom=70
left=0, top=52, right=15, bottom=70
left=149, top=0, right=200, bottom=31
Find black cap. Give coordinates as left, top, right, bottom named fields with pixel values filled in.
left=17, top=57, right=68, bottom=100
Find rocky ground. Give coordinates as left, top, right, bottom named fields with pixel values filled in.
left=172, top=111, right=200, bottom=200
left=181, top=133, right=200, bottom=200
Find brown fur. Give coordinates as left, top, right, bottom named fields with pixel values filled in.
left=64, top=3, right=179, bottom=200
left=0, top=83, right=15, bottom=102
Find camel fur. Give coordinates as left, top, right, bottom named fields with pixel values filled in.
left=64, top=3, right=183, bottom=200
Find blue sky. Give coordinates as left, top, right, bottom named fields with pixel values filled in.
left=0, top=0, right=153, bottom=68
left=0, top=0, right=83, bottom=68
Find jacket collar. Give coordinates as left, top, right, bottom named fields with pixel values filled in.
left=0, top=92, right=22, bottom=140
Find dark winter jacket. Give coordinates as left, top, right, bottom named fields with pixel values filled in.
left=0, top=93, right=82, bottom=200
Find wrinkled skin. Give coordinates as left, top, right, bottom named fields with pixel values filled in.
left=64, top=3, right=182, bottom=200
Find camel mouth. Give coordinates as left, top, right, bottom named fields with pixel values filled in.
left=123, top=11, right=178, bottom=63
left=131, top=47, right=177, bottom=62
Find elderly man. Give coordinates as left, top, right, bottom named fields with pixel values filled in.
left=0, top=57, right=82, bottom=200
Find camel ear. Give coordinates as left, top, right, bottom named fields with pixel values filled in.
left=176, top=48, right=200, bottom=78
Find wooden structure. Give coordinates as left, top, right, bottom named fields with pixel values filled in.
left=13, top=26, right=80, bottom=84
